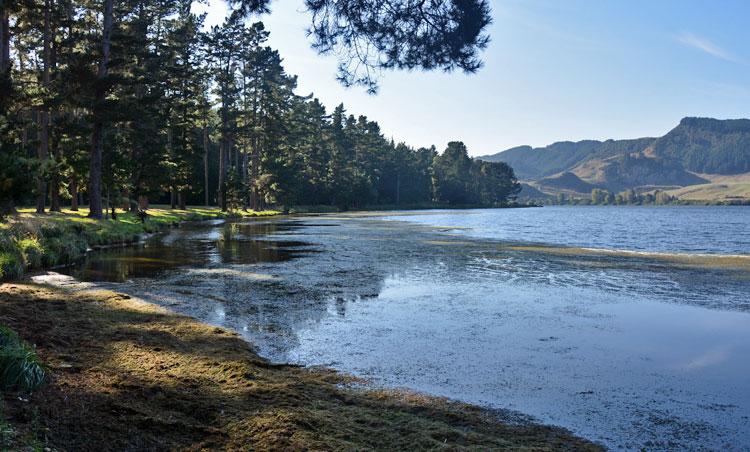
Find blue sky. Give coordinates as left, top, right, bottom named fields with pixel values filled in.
left=193, top=0, right=749, bottom=156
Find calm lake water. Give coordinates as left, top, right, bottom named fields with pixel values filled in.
left=65, top=206, right=750, bottom=450
left=383, top=205, right=750, bottom=255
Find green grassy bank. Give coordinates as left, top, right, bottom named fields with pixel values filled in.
left=0, top=207, right=278, bottom=281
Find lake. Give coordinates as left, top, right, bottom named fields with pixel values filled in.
left=64, top=206, right=750, bottom=449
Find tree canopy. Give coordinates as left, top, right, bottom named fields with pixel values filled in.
left=231, top=0, right=492, bottom=93
left=0, top=1, right=515, bottom=218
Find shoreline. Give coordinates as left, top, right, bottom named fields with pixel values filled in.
left=2, top=207, right=746, bottom=448
left=0, top=277, right=601, bottom=450
left=0, top=207, right=279, bottom=281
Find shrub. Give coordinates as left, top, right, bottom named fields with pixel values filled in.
left=0, top=253, right=23, bottom=281
left=0, top=326, right=47, bottom=392
left=17, top=238, right=43, bottom=269
left=40, top=235, right=86, bottom=267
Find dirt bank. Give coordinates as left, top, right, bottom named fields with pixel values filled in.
left=0, top=281, right=600, bottom=451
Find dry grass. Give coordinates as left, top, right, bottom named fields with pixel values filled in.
left=666, top=172, right=750, bottom=202
left=0, top=283, right=600, bottom=451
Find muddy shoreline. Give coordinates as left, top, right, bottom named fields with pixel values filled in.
left=0, top=279, right=600, bottom=450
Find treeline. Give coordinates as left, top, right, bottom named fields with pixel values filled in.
left=548, top=189, right=677, bottom=206
left=0, top=1, right=517, bottom=218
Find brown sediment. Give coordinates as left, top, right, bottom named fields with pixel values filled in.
left=506, top=244, right=750, bottom=271
left=0, top=283, right=601, bottom=451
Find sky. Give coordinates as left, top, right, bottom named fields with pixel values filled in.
left=192, top=0, right=750, bottom=156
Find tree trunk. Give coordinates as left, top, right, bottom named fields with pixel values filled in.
left=396, top=173, right=400, bottom=205
left=36, top=1, right=52, bottom=213
left=0, top=6, right=9, bottom=77
left=36, top=110, right=48, bottom=213
left=178, top=192, right=186, bottom=210
left=220, top=141, right=229, bottom=211
left=170, top=188, right=176, bottom=209
left=251, top=136, right=260, bottom=211
left=242, top=150, right=248, bottom=210
left=104, top=187, right=109, bottom=219
left=250, top=87, right=259, bottom=211
left=218, top=105, right=228, bottom=212
left=203, top=126, right=209, bottom=206
left=0, top=199, right=16, bottom=220
left=70, top=177, right=79, bottom=211
left=48, top=1, right=61, bottom=212
left=88, top=0, right=113, bottom=219
left=49, top=170, right=61, bottom=211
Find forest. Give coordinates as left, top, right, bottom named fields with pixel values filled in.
left=0, top=0, right=519, bottom=218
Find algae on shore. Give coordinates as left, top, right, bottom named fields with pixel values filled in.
left=0, top=282, right=600, bottom=451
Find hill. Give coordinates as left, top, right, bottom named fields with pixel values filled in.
left=664, top=173, right=750, bottom=202
left=478, top=117, right=750, bottom=200
left=537, top=172, right=599, bottom=195
left=651, top=117, right=750, bottom=174
left=478, top=138, right=653, bottom=180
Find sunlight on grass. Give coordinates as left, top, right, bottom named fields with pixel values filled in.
left=0, top=206, right=278, bottom=281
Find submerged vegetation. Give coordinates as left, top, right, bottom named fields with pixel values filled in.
left=0, top=283, right=600, bottom=450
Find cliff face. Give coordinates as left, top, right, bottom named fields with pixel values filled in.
left=652, top=117, right=750, bottom=175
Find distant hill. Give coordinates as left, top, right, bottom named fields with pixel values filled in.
left=516, top=183, right=553, bottom=201
left=478, top=117, right=750, bottom=200
left=479, top=138, right=654, bottom=180
left=537, top=172, right=599, bottom=194
left=651, top=117, right=750, bottom=174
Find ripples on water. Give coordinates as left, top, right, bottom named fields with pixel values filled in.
left=384, top=205, right=750, bottom=255
left=64, top=207, right=750, bottom=449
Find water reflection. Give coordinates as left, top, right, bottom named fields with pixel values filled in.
left=65, top=213, right=750, bottom=449
left=64, top=220, right=319, bottom=282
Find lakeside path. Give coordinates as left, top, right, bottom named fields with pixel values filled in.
left=0, top=276, right=601, bottom=450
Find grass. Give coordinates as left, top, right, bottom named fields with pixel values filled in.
left=0, top=326, right=46, bottom=392
left=666, top=182, right=750, bottom=203
left=0, top=206, right=278, bottom=281
left=0, top=326, right=47, bottom=451
left=0, top=283, right=600, bottom=450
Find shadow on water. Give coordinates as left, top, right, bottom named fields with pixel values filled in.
left=63, top=220, right=319, bottom=282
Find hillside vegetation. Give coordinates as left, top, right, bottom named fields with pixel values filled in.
left=479, top=138, right=653, bottom=180
left=479, top=117, right=750, bottom=201
left=653, top=118, right=750, bottom=174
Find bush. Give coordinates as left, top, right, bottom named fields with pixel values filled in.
left=17, top=238, right=43, bottom=269
left=0, top=253, right=23, bottom=281
left=0, top=326, right=47, bottom=392
left=40, top=235, right=87, bottom=267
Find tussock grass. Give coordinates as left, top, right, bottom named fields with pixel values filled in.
left=0, top=326, right=46, bottom=392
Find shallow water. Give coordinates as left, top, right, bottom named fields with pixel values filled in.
left=64, top=207, right=750, bottom=449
